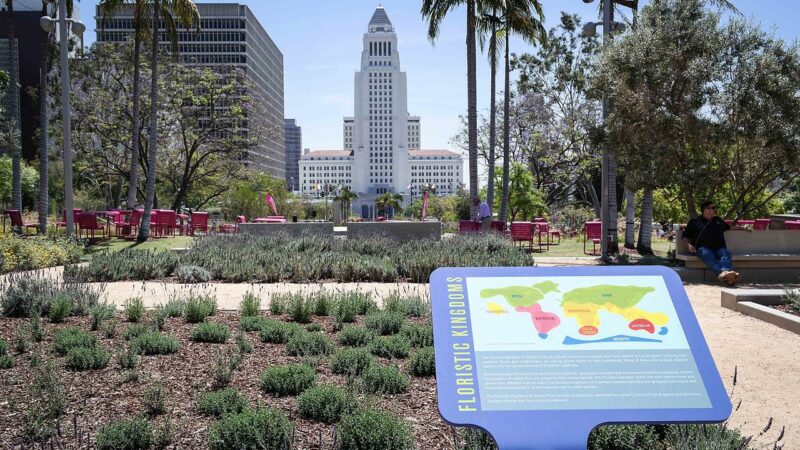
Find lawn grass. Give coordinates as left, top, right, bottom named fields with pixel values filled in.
left=518, top=235, right=675, bottom=258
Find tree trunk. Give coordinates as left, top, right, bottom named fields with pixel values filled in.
left=624, top=183, right=635, bottom=249
left=608, top=154, right=619, bottom=253
left=486, top=15, right=497, bottom=210
left=466, top=0, right=478, bottom=219
left=684, top=189, right=697, bottom=219
left=637, top=187, right=654, bottom=255
left=137, top=0, right=160, bottom=242
left=127, top=28, right=143, bottom=209
left=37, top=1, right=50, bottom=234
left=587, top=179, right=600, bottom=219
left=5, top=0, right=22, bottom=226
left=499, top=29, right=511, bottom=222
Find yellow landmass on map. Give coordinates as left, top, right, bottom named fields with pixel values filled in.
left=563, top=301, right=668, bottom=328
left=604, top=304, right=669, bottom=326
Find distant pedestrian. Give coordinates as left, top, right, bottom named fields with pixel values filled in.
left=682, top=200, right=746, bottom=285
left=473, top=196, right=492, bottom=231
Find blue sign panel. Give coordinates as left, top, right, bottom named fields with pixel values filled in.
left=431, top=266, right=731, bottom=450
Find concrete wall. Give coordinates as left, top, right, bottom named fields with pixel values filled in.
left=239, top=222, right=334, bottom=237
left=676, top=229, right=800, bottom=254
left=347, top=221, right=442, bottom=241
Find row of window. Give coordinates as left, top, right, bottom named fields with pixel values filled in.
left=369, top=41, right=392, bottom=56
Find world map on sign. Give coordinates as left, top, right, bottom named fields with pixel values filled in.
left=466, top=276, right=689, bottom=351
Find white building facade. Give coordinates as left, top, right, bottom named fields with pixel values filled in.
left=299, top=6, right=462, bottom=206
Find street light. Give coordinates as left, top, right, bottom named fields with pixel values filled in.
left=41, top=1, right=86, bottom=238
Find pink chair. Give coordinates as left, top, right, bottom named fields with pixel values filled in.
left=754, top=219, right=770, bottom=231
left=56, top=208, right=82, bottom=231
left=5, top=210, right=38, bottom=235
left=156, top=210, right=178, bottom=237
left=490, top=220, right=506, bottom=233
left=118, top=209, right=143, bottom=237
left=737, top=220, right=755, bottom=227
left=583, top=221, right=602, bottom=255
left=785, top=221, right=800, bottom=230
left=459, top=220, right=480, bottom=233
left=190, top=212, right=209, bottom=236
left=77, top=213, right=106, bottom=239
left=510, top=222, right=534, bottom=252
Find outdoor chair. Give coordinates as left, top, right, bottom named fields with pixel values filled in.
left=535, top=220, right=561, bottom=246
left=55, top=208, right=82, bottom=231
left=77, top=213, right=106, bottom=239
left=583, top=221, right=602, bottom=255
left=117, top=209, right=142, bottom=237
left=737, top=220, right=755, bottom=227
left=459, top=220, right=480, bottom=233
left=534, top=222, right=552, bottom=253
left=785, top=220, right=800, bottom=230
left=490, top=220, right=506, bottom=233
left=754, top=219, right=770, bottom=230
left=5, top=210, right=38, bottom=235
left=155, top=210, right=179, bottom=237
left=190, top=212, right=209, bottom=236
left=509, top=222, right=534, bottom=252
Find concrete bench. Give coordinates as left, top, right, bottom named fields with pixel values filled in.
left=239, top=222, right=334, bottom=238
left=347, top=221, right=442, bottom=241
left=675, top=229, right=800, bottom=282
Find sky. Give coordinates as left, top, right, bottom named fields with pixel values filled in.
left=75, top=0, right=800, bottom=156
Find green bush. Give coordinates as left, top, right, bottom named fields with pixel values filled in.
left=332, top=297, right=358, bottom=325
left=143, top=383, right=166, bottom=416
left=174, top=265, right=212, bottom=283
left=130, top=332, right=180, bottom=355
left=260, top=364, right=316, bottom=396
left=259, top=319, right=302, bottom=344
left=236, top=332, right=253, bottom=354
left=150, top=305, right=168, bottom=332
left=190, top=323, right=231, bottom=343
left=48, top=294, right=74, bottom=323
left=212, top=350, right=240, bottom=389
left=95, top=416, right=151, bottom=450
left=66, top=346, right=110, bottom=371
left=408, top=347, right=435, bottom=377
left=384, top=295, right=430, bottom=317
left=364, top=311, right=406, bottom=336
left=269, top=293, right=288, bottom=315
left=0, top=355, right=14, bottom=369
left=102, top=319, right=119, bottom=339
left=124, top=297, right=145, bottom=323
left=287, top=294, right=313, bottom=323
left=207, top=408, right=293, bottom=450
left=286, top=330, right=335, bottom=357
left=337, top=326, right=375, bottom=347
left=305, top=322, right=323, bottom=332
left=64, top=249, right=178, bottom=282
left=198, top=388, right=249, bottom=417
left=184, top=294, right=217, bottom=323
left=122, top=323, right=151, bottom=341
left=0, top=233, right=82, bottom=274
left=361, top=364, right=409, bottom=394
left=239, top=292, right=261, bottom=317
left=162, top=298, right=185, bottom=318
left=14, top=325, right=28, bottom=353
left=309, top=291, right=333, bottom=316
left=117, top=345, right=139, bottom=369
left=0, top=337, right=7, bottom=356
left=588, top=425, right=660, bottom=450
left=91, top=304, right=116, bottom=331
left=1, top=274, right=100, bottom=317
left=331, top=347, right=375, bottom=377
left=369, top=335, right=411, bottom=359
left=239, top=315, right=268, bottom=332
left=458, top=428, right=498, bottom=450
left=402, top=323, right=434, bottom=348
left=663, top=423, right=751, bottom=450
left=338, top=410, right=413, bottom=450
left=53, top=327, right=97, bottom=356
left=29, top=312, right=44, bottom=342
left=297, top=385, right=355, bottom=423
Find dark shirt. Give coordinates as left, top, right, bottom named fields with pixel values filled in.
left=683, top=216, right=730, bottom=250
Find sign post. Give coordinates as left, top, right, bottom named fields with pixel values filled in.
left=430, top=266, right=731, bottom=450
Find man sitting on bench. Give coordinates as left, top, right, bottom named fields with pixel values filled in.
left=682, top=200, right=741, bottom=285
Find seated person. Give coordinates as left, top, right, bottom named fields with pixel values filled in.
left=682, top=200, right=741, bottom=285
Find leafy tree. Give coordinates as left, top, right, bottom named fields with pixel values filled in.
left=2, top=0, right=22, bottom=221
left=334, top=187, right=358, bottom=222
left=0, top=156, right=38, bottom=208
left=220, top=173, right=293, bottom=221
left=375, top=192, right=403, bottom=217
left=489, top=162, right=547, bottom=222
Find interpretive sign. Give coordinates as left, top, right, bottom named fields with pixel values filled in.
left=430, top=266, right=731, bottom=450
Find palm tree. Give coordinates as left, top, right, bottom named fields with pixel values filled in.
left=498, top=0, right=546, bottom=222
left=334, top=187, right=358, bottom=223
left=3, top=0, right=21, bottom=226
left=422, top=0, right=480, bottom=219
left=37, top=0, right=51, bottom=233
left=477, top=4, right=503, bottom=209
left=636, top=187, right=654, bottom=255
left=99, top=0, right=149, bottom=210
left=623, top=181, right=635, bottom=248
left=137, top=0, right=199, bottom=242
left=375, top=192, right=403, bottom=217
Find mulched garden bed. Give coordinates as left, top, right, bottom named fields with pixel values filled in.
left=0, top=311, right=454, bottom=449
left=769, top=304, right=800, bottom=317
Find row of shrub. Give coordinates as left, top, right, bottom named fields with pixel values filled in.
left=64, top=232, right=531, bottom=283
left=0, top=274, right=101, bottom=319
left=0, top=234, right=83, bottom=274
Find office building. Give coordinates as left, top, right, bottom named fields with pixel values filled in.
left=284, top=118, right=301, bottom=192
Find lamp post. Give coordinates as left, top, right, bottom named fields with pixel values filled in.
left=40, top=2, right=85, bottom=238
left=581, top=0, right=627, bottom=262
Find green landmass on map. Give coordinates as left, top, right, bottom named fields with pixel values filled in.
left=561, top=285, right=655, bottom=309
left=480, top=281, right=559, bottom=307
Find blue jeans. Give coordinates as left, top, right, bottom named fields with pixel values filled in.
left=695, top=247, right=733, bottom=276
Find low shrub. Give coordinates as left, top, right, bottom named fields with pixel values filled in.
left=130, top=332, right=180, bottom=355
left=458, top=428, right=498, bottom=450
left=101, top=319, right=118, bottom=339
left=150, top=305, right=168, bottom=332
left=331, top=347, right=375, bottom=377
left=151, top=415, right=174, bottom=450
left=259, top=319, right=302, bottom=344
left=212, top=350, right=239, bottom=389
left=184, top=295, right=217, bottom=323
left=402, top=323, right=434, bottom=348
left=305, top=322, right=322, bottom=332
left=663, top=423, right=751, bottom=450
left=117, top=345, right=139, bottom=369
left=162, top=298, right=186, bottom=318
left=29, top=312, right=44, bottom=342
left=269, top=293, right=288, bottom=315
left=53, top=327, right=97, bottom=356
left=783, top=288, right=800, bottom=313
left=24, top=362, right=67, bottom=439
left=48, top=294, right=74, bottom=323
left=408, top=347, right=435, bottom=377
left=0, top=354, right=14, bottom=369
left=65, top=346, right=110, bottom=371
left=143, top=383, right=167, bottom=417
left=239, top=315, right=268, bottom=332
left=190, top=323, right=231, bottom=343
left=287, top=294, right=313, bottom=323
left=14, top=326, right=28, bottom=353
left=364, top=311, right=406, bottom=336
left=0, top=337, right=7, bottom=355
left=384, top=295, right=430, bottom=317
left=369, top=335, right=411, bottom=359
left=286, top=331, right=335, bottom=357
left=239, top=292, right=261, bottom=317
left=207, top=408, right=293, bottom=450
left=0, top=234, right=82, bottom=274
left=1, top=275, right=100, bottom=317
left=361, top=364, right=409, bottom=394
left=198, top=388, right=248, bottom=417
left=64, top=249, right=178, bottom=282
left=297, top=385, right=355, bottom=423
left=309, top=291, right=333, bottom=316
left=588, top=425, right=660, bottom=450
left=174, top=265, right=212, bottom=283
left=91, top=304, right=116, bottom=331
left=122, top=323, right=151, bottom=341
left=260, top=364, right=316, bottom=396
left=95, top=416, right=151, bottom=450
left=337, top=326, right=375, bottom=347
left=236, top=332, right=253, bottom=354
left=337, top=410, right=413, bottom=450
left=332, top=297, right=358, bottom=325
left=123, top=297, right=145, bottom=323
